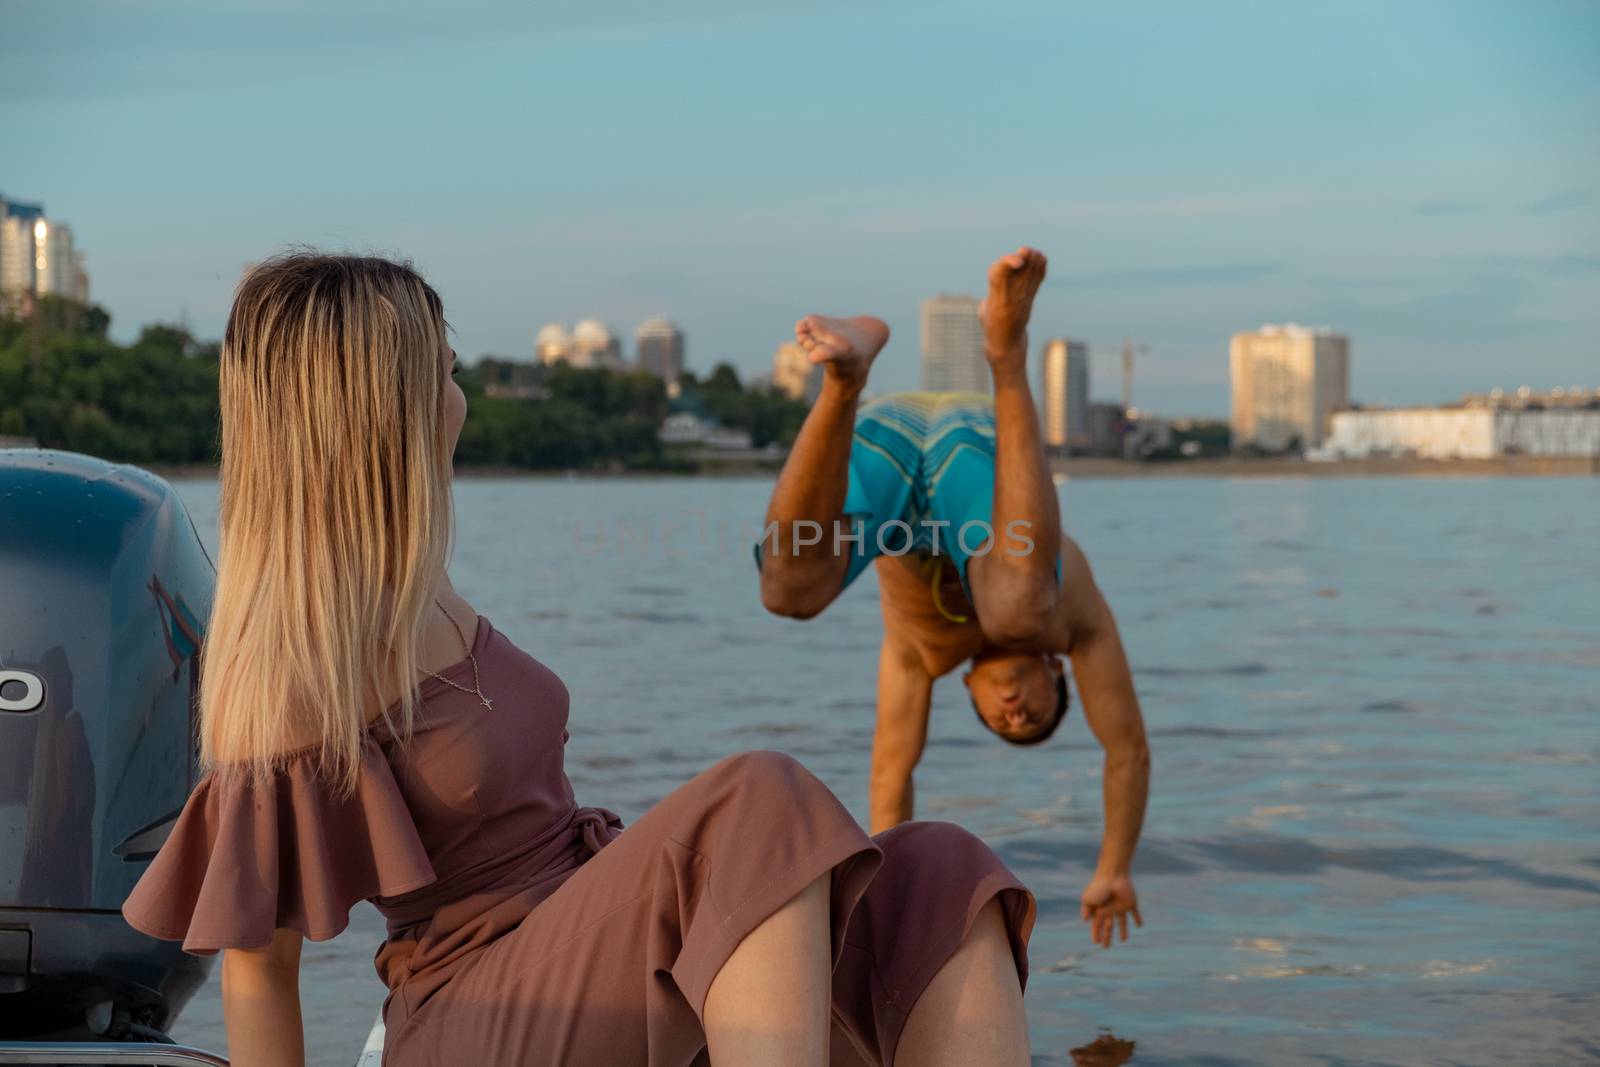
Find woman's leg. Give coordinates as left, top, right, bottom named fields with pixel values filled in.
left=703, top=873, right=833, bottom=1066
left=386, top=753, right=881, bottom=1065
left=895, top=897, right=1030, bottom=1066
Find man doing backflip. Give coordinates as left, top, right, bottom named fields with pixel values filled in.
left=757, top=247, right=1150, bottom=948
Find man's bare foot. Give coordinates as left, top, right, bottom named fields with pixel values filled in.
left=978, top=246, right=1048, bottom=370
left=794, top=314, right=890, bottom=389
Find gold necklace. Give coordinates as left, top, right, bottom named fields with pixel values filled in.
left=419, top=599, right=493, bottom=711
left=923, top=555, right=970, bottom=624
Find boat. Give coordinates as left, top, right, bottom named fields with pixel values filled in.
left=0, top=450, right=386, bottom=1066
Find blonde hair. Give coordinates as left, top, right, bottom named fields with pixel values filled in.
left=200, top=252, right=453, bottom=792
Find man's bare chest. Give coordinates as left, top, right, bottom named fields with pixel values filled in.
left=876, top=554, right=987, bottom=677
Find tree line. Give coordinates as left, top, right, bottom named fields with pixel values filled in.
left=0, top=297, right=809, bottom=471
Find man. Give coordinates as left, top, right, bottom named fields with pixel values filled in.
left=757, top=247, right=1150, bottom=948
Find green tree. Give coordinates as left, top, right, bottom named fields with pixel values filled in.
left=0, top=299, right=219, bottom=463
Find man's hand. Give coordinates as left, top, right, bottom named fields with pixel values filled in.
left=1079, top=871, right=1142, bottom=948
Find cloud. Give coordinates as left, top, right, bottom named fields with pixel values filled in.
left=1525, top=190, right=1592, bottom=215
left=1412, top=200, right=1486, bottom=217
left=845, top=194, right=1309, bottom=238
left=0, top=0, right=888, bottom=102
left=1476, top=253, right=1600, bottom=280
left=1049, top=261, right=1292, bottom=289
left=1297, top=268, right=1571, bottom=345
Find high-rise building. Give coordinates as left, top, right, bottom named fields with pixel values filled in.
left=772, top=342, right=822, bottom=405
left=1, top=196, right=89, bottom=304
left=571, top=319, right=624, bottom=370
left=36, top=220, right=88, bottom=302
left=635, top=318, right=685, bottom=380
left=0, top=197, right=45, bottom=297
left=1040, top=338, right=1089, bottom=451
left=1229, top=324, right=1349, bottom=451
left=920, top=294, right=989, bottom=394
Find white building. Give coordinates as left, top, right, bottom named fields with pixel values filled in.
left=1230, top=324, right=1349, bottom=451
left=0, top=197, right=89, bottom=304
left=571, top=318, right=624, bottom=370
left=36, top=220, right=87, bottom=302
left=921, top=294, right=989, bottom=394
left=635, top=318, right=685, bottom=380
left=0, top=216, right=37, bottom=296
left=1, top=197, right=45, bottom=297
left=659, top=411, right=753, bottom=450
left=1040, top=338, right=1089, bottom=451
left=535, top=323, right=573, bottom=365
left=1325, top=407, right=1600, bottom=459
left=772, top=341, right=822, bottom=405
left=538, top=320, right=624, bottom=370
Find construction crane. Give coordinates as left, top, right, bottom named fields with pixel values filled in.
left=1087, top=339, right=1149, bottom=412
left=1120, top=338, right=1148, bottom=412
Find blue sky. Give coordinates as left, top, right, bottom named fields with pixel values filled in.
left=3, top=0, right=1596, bottom=415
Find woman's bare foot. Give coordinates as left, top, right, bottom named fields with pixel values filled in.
left=978, top=246, right=1048, bottom=372
left=794, top=314, right=890, bottom=390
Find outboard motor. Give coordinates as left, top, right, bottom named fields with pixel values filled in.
left=0, top=449, right=215, bottom=1043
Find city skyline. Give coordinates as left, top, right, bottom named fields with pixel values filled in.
left=3, top=1, right=1597, bottom=416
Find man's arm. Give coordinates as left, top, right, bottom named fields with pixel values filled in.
left=1062, top=540, right=1150, bottom=947
left=869, top=638, right=934, bottom=833
left=759, top=315, right=889, bottom=620
left=759, top=374, right=859, bottom=619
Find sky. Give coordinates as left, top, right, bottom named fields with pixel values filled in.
left=3, top=0, right=1597, bottom=416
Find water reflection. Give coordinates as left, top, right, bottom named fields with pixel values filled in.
left=15, top=647, right=95, bottom=904
left=1068, top=1033, right=1137, bottom=1066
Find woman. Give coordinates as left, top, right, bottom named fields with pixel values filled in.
left=123, top=253, right=1035, bottom=1066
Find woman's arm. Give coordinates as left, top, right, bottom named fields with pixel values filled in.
left=221, top=928, right=306, bottom=1067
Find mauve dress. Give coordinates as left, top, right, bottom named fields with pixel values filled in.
left=123, top=616, right=1035, bottom=1065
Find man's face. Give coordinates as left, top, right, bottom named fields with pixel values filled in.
left=965, top=650, right=1064, bottom=743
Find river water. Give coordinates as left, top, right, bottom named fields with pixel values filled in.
left=165, top=474, right=1599, bottom=1066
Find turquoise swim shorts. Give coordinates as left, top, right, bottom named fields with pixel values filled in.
left=756, top=392, right=1007, bottom=599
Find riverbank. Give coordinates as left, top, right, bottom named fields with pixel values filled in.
left=1050, top=454, right=1599, bottom=479
left=144, top=453, right=1599, bottom=481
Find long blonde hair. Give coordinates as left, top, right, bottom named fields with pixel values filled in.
left=200, top=252, right=453, bottom=792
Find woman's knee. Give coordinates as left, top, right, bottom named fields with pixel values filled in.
left=876, top=819, right=995, bottom=865
left=873, top=821, right=1024, bottom=921
left=706, top=749, right=827, bottom=804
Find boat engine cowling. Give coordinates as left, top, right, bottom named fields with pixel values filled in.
left=0, top=449, right=214, bottom=1041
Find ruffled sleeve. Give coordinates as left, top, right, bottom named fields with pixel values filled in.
left=122, top=740, right=437, bottom=955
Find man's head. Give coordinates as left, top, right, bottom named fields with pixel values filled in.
left=964, top=648, right=1068, bottom=745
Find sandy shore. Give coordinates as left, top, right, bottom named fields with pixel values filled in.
left=1048, top=454, right=1599, bottom=479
